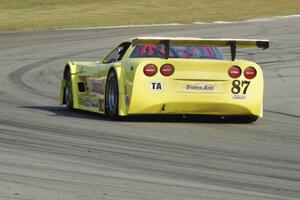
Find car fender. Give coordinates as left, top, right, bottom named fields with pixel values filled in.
left=59, top=61, right=79, bottom=107
left=108, top=63, right=127, bottom=116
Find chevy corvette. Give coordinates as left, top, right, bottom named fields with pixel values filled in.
left=59, top=37, right=269, bottom=122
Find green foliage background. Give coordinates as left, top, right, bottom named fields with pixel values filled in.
left=0, top=0, right=299, bottom=30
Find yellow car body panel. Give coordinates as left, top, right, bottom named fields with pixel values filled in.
left=127, top=59, right=263, bottom=116
left=59, top=37, right=268, bottom=120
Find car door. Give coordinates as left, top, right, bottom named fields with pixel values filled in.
left=86, top=42, right=131, bottom=105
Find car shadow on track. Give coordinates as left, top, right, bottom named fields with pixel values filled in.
left=21, top=105, right=107, bottom=121
left=21, top=105, right=254, bottom=124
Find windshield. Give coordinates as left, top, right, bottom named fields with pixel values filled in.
left=130, top=44, right=224, bottom=60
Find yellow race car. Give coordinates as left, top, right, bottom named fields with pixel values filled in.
left=59, top=37, right=269, bottom=122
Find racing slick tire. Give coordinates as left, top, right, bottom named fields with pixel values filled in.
left=64, top=70, right=74, bottom=110
left=106, top=70, right=119, bottom=120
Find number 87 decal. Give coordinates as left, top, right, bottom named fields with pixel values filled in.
left=231, top=80, right=251, bottom=94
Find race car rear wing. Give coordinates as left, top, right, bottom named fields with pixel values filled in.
left=132, top=37, right=269, bottom=61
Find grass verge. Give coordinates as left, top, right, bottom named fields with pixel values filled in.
left=0, top=0, right=300, bottom=31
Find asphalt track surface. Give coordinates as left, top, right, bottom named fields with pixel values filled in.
left=0, top=17, right=300, bottom=200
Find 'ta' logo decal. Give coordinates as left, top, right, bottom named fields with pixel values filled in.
left=150, top=82, right=164, bottom=91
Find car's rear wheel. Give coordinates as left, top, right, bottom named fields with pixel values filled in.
left=64, top=70, right=73, bottom=110
left=106, top=71, right=119, bottom=120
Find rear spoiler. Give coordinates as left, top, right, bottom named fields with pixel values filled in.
left=132, top=37, right=269, bottom=61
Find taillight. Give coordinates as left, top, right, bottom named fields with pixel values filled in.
left=160, top=64, right=174, bottom=76
left=244, top=67, right=257, bottom=79
left=143, top=64, right=157, bottom=76
left=228, top=66, right=242, bottom=78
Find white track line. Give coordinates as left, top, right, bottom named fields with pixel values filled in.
left=61, top=14, right=300, bottom=31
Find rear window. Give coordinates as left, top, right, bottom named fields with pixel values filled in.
left=130, top=44, right=224, bottom=60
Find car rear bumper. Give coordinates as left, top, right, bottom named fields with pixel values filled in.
left=126, top=92, right=262, bottom=117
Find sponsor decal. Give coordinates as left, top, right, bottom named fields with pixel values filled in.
left=80, top=96, right=92, bottom=107
left=126, top=96, right=130, bottom=106
left=99, top=98, right=105, bottom=111
left=233, top=94, right=246, bottom=100
left=90, top=79, right=105, bottom=94
left=185, top=83, right=215, bottom=92
left=150, top=82, right=164, bottom=91
left=91, top=101, right=99, bottom=108
left=80, top=96, right=100, bottom=108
